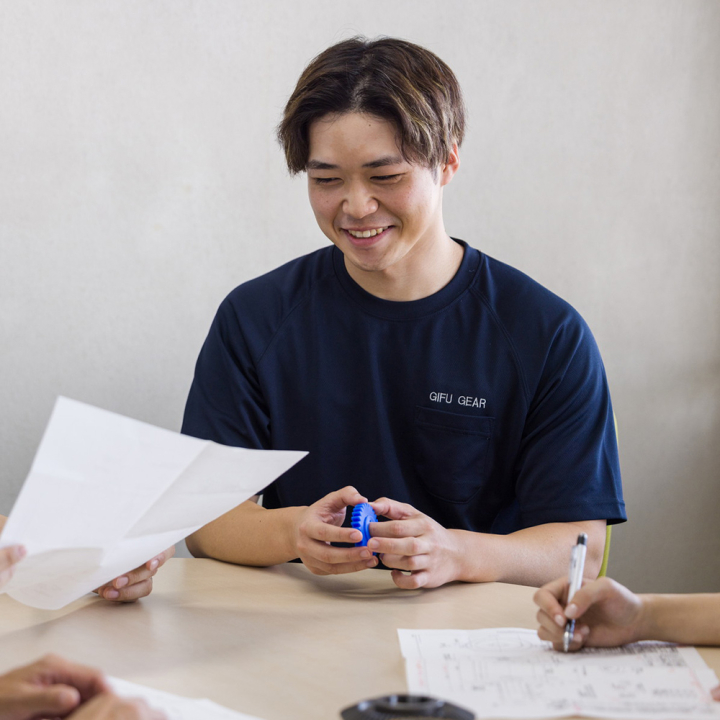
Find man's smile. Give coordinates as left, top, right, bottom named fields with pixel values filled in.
left=345, top=226, right=390, bottom=238
left=341, top=226, right=393, bottom=247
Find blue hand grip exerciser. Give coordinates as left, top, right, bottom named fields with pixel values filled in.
left=351, top=503, right=377, bottom=548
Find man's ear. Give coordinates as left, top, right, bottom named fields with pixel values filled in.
left=439, top=142, right=460, bottom=187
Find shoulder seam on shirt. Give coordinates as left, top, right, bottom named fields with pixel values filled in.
left=247, top=266, right=337, bottom=368
left=468, top=285, right=531, bottom=406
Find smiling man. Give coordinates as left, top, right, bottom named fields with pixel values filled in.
left=181, top=37, right=626, bottom=589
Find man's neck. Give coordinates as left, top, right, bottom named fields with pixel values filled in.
left=344, top=233, right=464, bottom=302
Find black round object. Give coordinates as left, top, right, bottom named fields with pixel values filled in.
left=340, top=694, right=475, bottom=719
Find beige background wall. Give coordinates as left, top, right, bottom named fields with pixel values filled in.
left=1, top=1, right=718, bottom=593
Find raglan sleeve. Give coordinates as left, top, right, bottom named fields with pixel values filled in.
left=512, top=312, right=626, bottom=529
left=181, top=295, right=271, bottom=450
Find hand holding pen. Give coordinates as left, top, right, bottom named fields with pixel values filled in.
left=535, top=574, right=720, bottom=703
left=534, top=538, right=648, bottom=652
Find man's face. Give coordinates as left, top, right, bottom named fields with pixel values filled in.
left=306, top=112, right=455, bottom=278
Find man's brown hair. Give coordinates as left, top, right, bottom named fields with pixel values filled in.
left=278, top=36, right=466, bottom=174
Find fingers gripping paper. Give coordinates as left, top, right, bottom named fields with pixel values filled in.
left=0, top=397, right=306, bottom=610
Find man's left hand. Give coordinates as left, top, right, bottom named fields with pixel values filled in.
left=367, top=498, right=461, bottom=589
left=94, top=546, right=175, bottom=602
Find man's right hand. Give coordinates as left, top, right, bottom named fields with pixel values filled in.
left=293, top=486, right=379, bottom=575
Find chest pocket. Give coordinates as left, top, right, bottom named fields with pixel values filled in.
left=414, top=406, right=494, bottom=504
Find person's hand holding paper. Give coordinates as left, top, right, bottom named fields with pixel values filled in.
left=0, top=527, right=26, bottom=591
left=0, top=397, right=306, bottom=610
left=93, top=545, right=175, bottom=602
left=0, top=514, right=171, bottom=604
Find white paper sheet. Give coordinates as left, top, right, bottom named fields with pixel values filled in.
left=109, top=677, right=264, bottom=719
left=0, top=396, right=306, bottom=610
left=398, top=628, right=720, bottom=719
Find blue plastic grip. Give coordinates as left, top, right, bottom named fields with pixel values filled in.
left=351, top=503, right=378, bottom=548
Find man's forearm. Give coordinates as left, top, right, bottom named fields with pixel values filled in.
left=186, top=501, right=305, bottom=566
left=450, top=520, right=606, bottom=587
left=638, top=593, right=720, bottom=645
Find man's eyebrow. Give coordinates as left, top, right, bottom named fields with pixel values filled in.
left=306, top=160, right=338, bottom=170
left=306, top=155, right=405, bottom=171
left=362, top=155, right=404, bottom=169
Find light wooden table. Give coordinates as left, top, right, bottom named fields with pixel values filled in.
left=1, top=559, right=719, bottom=720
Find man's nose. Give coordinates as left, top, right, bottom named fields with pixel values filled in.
left=342, top=182, right=379, bottom=219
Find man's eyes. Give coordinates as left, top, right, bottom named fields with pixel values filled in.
left=311, top=174, right=403, bottom=185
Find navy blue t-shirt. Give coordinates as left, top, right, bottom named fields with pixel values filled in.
left=182, top=240, right=626, bottom=534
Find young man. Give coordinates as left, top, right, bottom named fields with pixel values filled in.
left=182, top=37, right=626, bottom=589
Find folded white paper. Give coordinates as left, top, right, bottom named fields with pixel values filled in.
left=0, top=396, right=306, bottom=610
left=109, top=677, right=265, bottom=719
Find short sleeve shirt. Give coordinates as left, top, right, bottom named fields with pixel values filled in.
left=182, top=240, right=626, bottom=533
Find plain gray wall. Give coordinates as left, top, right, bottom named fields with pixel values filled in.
left=1, top=1, right=718, bottom=593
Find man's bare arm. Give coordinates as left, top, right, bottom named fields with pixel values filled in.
left=450, top=519, right=606, bottom=586
left=369, top=497, right=606, bottom=589
left=186, top=487, right=379, bottom=575
left=189, top=493, right=605, bottom=588
left=186, top=497, right=302, bottom=565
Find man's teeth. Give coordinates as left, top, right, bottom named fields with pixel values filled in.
left=347, top=227, right=387, bottom=238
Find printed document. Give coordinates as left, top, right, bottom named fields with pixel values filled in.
left=0, top=396, right=306, bottom=610
left=398, top=627, right=720, bottom=719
